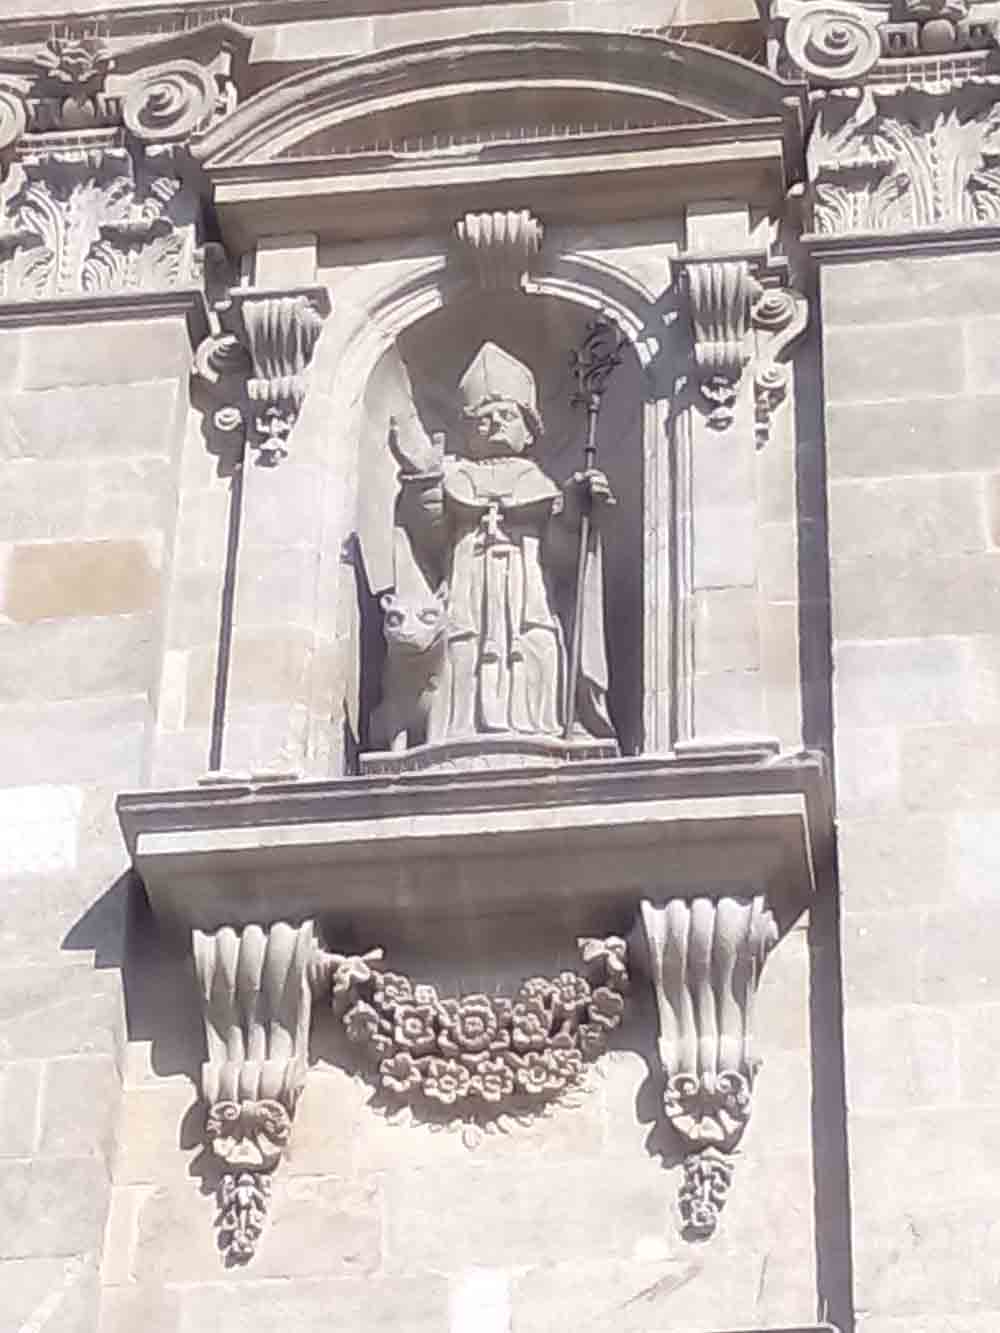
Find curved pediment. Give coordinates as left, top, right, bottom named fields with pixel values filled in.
left=195, top=31, right=803, bottom=168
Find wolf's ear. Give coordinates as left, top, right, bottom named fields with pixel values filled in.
left=380, top=591, right=398, bottom=612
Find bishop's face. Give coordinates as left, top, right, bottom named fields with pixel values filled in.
left=462, top=398, right=533, bottom=459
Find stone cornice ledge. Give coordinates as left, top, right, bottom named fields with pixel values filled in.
left=117, top=747, right=833, bottom=936
left=802, top=223, right=1000, bottom=262
left=0, top=286, right=209, bottom=338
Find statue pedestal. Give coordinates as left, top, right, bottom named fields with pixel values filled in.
left=359, top=733, right=618, bottom=775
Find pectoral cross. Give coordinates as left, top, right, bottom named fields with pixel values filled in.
left=479, top=500, right=504, bottom=547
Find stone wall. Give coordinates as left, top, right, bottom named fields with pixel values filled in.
left=822, top=247, right=1000, bottom=1333
left=100, top=926, right=816, bottom=1333
left=0, top=312, right=196, bottom=1329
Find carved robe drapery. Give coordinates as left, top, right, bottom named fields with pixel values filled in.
left=397, top=452, right=612, bottom=741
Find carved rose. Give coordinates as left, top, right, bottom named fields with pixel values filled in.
left=589, top=986, right=626, bottom=1028
left=549, top=1047, right=583, bottom=1083
left=422, top=1057, right=471, bottom=1105
left=551, top=971, right=591, bottom=1016
left=469, top=1057, right=516, bottom=1103
left=438, top=994, right=503, bottom=1055
left=514, top=1051, right=562, bottom=1096
left=394, top=1004, right=438, bottom=1054
left=579, top=935, right=628, bottom=986
left=380, top=1051, right=422, bottom=1093
left=517, top=976, right=555, bottom=1005
left=324, top=941, right=630, bottom=1121
left=344, top=1000, right=380, bottom=1044
left=511, top=999, right=549, bottom=1052
left=373, top=971, right=413, bottom=1009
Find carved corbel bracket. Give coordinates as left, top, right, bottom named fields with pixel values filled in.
left=192, top=919, right=316, bottom=1262
left=637, top=894, right=778, bottom=1237
left=453, top=208, right=544, bottom=290
left=679, top=257, right=807, bottom=440
left=217, top=288, right=331, bottom=462
left=681, top=259, right=754, bottom=429
left=314, top=936, right=628, bottom=1141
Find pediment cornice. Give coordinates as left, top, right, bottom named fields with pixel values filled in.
left=194, top=30, right=805, bottom=169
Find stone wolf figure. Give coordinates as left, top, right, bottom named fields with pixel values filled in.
left=370, top=584, right=451, bottom=752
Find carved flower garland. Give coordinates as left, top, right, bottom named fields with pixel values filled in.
left=320, top=938, right=628, bottom=1120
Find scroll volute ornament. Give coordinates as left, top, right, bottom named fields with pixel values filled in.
left=638, top=896, right=778, bottom=1237
left=122, top=59, right=219, bottom=144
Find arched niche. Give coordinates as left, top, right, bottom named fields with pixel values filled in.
left=352, top=288, right=647, bottom=759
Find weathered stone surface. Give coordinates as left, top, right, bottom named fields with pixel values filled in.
left=0, top=458, right=171, bottom=543
left=845, top=1006, right=958, bottom=1111
left=133, top=1175, right=382, bottom=1283
left=0, top=1158, right=110, bottom=1258
left=0, top=539, right=161, bottom=624
left=0, top=966, right=121, bottom=1061
left=39, top=1057, right=119, bottom=1160
left=821, top=253, right=1000, bottom=327
left=0, top=1255, right=100, bottom=1333
left=175, top=1274, right=449, bottom=1333
left=0, top=618, right=155, bottom=704
left=19, top=320, right=193, bottom=392
left=0, top=697, right=148, bottom=788
left=901, top=725, right=1000, bottom=812
left=99, top=1283, right=181, bottom=1333
left=833, top=726, right=900, bottom=817
left=834, top=639, right=970, bottom=728
left=842, top=911, right=923, bottom=1007
left=829, top=475, right=987, bottom=562
left=0, top=1061, right=41, bottom=1158
left=920, top=904, right=1000, bottom=1002
left=854, top=1198, right=1000, bottom=1316
left=828, top=397, right=1000, bottom=479
left=384, top=1157, right=670, bottom=1272
left=838, top=815, right=951, bottom=909
left=824, top=322, right=964, bottom=404
left=0, top=382, right=179, bottom=463
left=832, top=552, right=1000, bottom=640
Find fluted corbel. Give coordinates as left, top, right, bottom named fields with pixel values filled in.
left=453, top=208, right=543, bottom=290
left=192, top=919, right=317, bottom=1261
left=218, top=287, right=331, bottom=462
left=637, top=895, right=778, bottom=1238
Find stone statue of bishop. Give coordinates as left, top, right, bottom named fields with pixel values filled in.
left=386, top=340, right=617, bottom=757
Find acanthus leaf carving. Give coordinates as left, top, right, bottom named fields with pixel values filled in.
left=638, top=895, right=778, bottom=1236
left=806, top=80, right=1000, bottom=235
left=193, top=920, right=316, bottom=1262
left=315, top=937, right=629, bottom=1138
left=0, top=144, right=203, bottom=301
